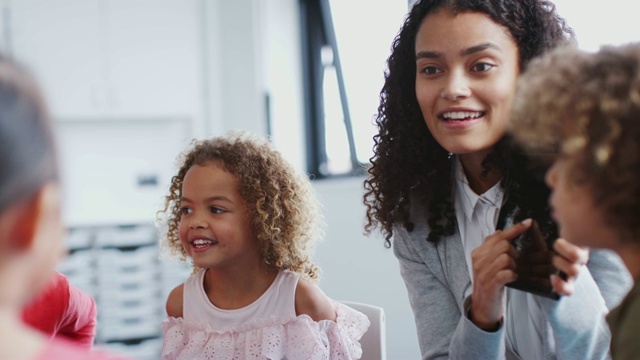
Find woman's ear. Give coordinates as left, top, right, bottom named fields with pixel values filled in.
left=0, top=188, right=46, bottom=252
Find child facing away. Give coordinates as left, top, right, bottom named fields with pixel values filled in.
left=0, top=54, right=127, bottom=359
left=159, top=132, right=370, bottom=359
left=510, top=42, right=640, bottom=359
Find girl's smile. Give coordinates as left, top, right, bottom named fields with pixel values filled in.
left=178, top=160, right=261, bottom=270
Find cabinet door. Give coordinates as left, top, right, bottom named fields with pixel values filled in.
left=104, top=0, right=202, bottom=118
left=10, top=0, right=106, bottom=119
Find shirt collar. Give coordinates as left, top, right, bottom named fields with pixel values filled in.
left=454, top=156, right=504, bottom=222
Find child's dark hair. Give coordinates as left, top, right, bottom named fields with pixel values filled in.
left=363, top=0, right=574, bottom=246
left=0, top=54, right=57, bottom=213
left=512, top=42, right=640, bottom=245
left=158, top=131, right=324, bottom=281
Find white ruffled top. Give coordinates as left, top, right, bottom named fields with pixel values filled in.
left=161, top=269, right=370, bottom=360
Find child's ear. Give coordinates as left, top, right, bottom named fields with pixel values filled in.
left=1, top=188, right=46, bottom=252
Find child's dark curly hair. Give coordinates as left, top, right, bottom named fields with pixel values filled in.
left=158, top=131, right=324, bottom=282
left=512, top=43, right=640, bottom=245
left=363, top=0, right=574, bottom=246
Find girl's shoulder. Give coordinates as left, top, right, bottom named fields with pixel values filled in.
left=165, top=283, right=185, bottom=318
left=294, top=277, right=336, bottom=322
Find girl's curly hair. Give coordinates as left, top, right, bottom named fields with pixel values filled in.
left=512, top=43, right=640, bottom=244
left=158, top=131, right=324, bottom=282
left=363, top=0, right=574, bottom=246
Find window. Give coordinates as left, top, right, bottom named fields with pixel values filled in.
left=299, top=0, right=408, bottom=178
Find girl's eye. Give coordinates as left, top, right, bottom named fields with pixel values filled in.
left=180, top=207, right=192, bottom=215
left=471, top=62, right=495, bottom=72
left=210, top=207, right=225, bottom=214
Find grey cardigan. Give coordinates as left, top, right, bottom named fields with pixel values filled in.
left=393, top=201, right=631, bottom=360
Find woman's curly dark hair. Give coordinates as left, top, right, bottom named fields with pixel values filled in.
left=363, top=0, right=574, bottom=246
left=158, top=131, right=324, bottom=282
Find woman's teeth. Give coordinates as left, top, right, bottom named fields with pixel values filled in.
left=441, top=111, right=482, bottom=120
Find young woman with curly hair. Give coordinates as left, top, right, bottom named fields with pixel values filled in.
left=363, top=0, right=631, bottom=358
left=511, top=42, right=640, bottom=360
left=159, top=131, right=369, bottom=359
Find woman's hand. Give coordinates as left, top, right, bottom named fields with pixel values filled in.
left=469, top=219, right=531, bottom=330
left=551, top=238, right=589, bottom=296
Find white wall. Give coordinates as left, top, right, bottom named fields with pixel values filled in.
left=313, top=177, right=421, bottom=359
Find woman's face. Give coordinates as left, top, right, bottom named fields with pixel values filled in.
left=415, top=10, right=520, bottom=156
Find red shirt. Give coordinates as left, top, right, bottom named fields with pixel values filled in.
left=22, top=272, right=97, bottom=348
left=33, top=337, right=129, bottom=360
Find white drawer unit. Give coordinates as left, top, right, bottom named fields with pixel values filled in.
left=57, top=223, right=192, bottom=359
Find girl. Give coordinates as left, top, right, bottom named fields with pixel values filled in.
left=0, top=55, right=126, bottom=359
left=363, top=0, right=631, bottom=358
left=510, top=42, right=640, bottom=360
left=160, top=132, right=369, bottom=359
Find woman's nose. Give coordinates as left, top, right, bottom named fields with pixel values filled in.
left=441, top=71, right=471, bottom=101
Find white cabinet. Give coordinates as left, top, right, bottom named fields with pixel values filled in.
left=10, top=0, right=202, bottom=121
left=59, top=224, right=193, bottom=359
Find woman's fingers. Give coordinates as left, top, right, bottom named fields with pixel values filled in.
left=469, top=222, right=531, bottom=330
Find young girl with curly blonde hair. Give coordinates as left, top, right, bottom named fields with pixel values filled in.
left=159, top=131, right=368, bottom=359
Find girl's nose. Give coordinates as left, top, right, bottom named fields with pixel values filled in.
left=441, top=71, right=471, bottom=101
left=189, top=216, right=208, bottom=230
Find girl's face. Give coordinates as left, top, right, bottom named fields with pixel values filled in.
left=415, top=10, right=519, bottom=157
left=545, top=158, right=614, bottom=249
left=178, top=160, right=261, bottom=271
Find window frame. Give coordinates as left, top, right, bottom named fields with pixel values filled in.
left=299, top=0, right=365, bottom=179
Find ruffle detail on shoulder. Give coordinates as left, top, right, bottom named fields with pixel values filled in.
left=161, top=301, right=370, bottom=360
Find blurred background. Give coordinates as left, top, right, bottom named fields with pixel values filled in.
left=0, top=0, right=634, bottom=358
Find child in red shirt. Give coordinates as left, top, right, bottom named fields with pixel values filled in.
left=0, top=53, right=127, bottom=359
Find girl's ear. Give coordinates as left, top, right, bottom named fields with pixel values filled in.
left=1, top=188, right=46, bottom=252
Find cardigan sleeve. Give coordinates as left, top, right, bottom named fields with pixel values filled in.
left=535, top=248, right=631, bottom=360
left=393, top=225, right=507, bottom=359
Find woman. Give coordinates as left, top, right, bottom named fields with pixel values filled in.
left=363, top=0, right=631, bottom=358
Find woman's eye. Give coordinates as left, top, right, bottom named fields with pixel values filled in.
left=180, top=207, right=192, bottom=215
left=210, top=207, right=225, bottom=214
left=421, top=66, right=441, bottom=75
left=471, top=62, right=494, bottom=72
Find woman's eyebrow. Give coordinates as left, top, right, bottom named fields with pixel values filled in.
left=415, top=42, right=501, bottom=60
left=461, top=42, right=502, bottom=56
